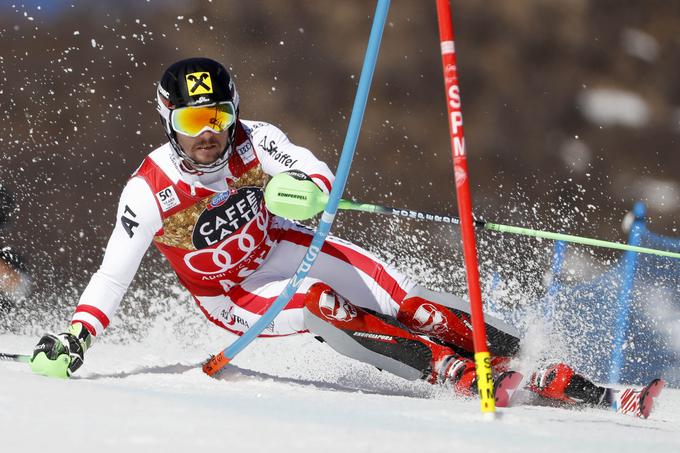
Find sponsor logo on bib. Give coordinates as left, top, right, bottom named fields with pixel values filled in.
left=192, top=186, right=263, bottom=249
left=156, top=186, right=181, bottom=212
left=236, top=141, right=255, bottom=165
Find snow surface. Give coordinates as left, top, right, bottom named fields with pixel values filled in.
left=1, top=332, right=679, bottom=453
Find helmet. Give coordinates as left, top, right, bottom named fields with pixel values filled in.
left=156, top=57, right=240, bottom=173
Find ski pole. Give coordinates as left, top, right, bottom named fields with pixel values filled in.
left=0, top=352, right=31, bottom=363
left=264, top=172, right=680, bottom=261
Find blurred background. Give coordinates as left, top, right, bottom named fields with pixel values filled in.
left=1, top=0, right=679, bottom=348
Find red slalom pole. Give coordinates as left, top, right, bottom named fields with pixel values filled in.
left=435, top=0, right=495, bottom=415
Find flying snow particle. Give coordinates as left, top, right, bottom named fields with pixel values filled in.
left=73, top=31, right=80, bottom=35
left=559, top=139, right=592, bottom=174
left=578, top=88, right=650, bottom=128
left=621, top=28, right=659, bottom=62
left=91, top=39, right=97, bottom=48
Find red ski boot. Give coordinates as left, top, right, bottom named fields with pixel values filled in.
left=435, top=355, right=478, bottom=396
left=435, top=355, right=524, bottom=407
left=529, top=363, right=612, bottom=407
left=528, top=363, right=577, bottom=402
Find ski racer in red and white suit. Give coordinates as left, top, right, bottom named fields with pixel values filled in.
left=70, top=116, right=520, bottom=383
left=30, top=58, right=625, bottom=411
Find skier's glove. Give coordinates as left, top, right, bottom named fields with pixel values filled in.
left=30, top=322, right=92, bottom=378
left=265, top=171, right=325, bottom=221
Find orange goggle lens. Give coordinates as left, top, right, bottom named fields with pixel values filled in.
left=171, top=102, right=236, bottom=137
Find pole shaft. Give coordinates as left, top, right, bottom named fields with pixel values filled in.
left=0, top=353, right=31, bottom=363
left=610, top=202, right=646, bottom=384
left=265, top=176, right=680, bottom=259
left=435, top=0, right=494, bottom=413
left=484, top=222, right=680, bottom=259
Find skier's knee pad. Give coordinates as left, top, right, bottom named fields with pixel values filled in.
left=302, top=283, right=453, bottom=381
left=303, top=282, right=359, bottom=325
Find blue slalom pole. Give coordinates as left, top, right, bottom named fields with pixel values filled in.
left=203, top=0, right=391, bottom=376
left=609, top=201, right=645, bottom=384
left=543, top=240, right=567, bottom=328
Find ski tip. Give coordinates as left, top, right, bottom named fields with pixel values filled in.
left=647, top=378, right=665, bottom=397
left=494, top=371, right=524, bottom=408
left=639, top=378, right=665, bottom=419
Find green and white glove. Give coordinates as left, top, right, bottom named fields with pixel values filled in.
left=30, top=323, right=92, bottom=378
left=264, top=171, right=325, bottom=221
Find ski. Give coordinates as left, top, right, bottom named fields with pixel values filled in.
left=612, top=378, right=664, bottom=419
left=492, top=369, right=664, bottom=419
left=494, top=371, right=524, bottom=408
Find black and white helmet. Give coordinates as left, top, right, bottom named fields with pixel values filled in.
left=156, top=57, right=240, bottom=173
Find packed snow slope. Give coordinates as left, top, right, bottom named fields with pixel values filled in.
left=0, top=332, right=678, bottom=453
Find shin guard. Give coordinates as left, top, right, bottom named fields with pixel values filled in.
left=397, top=289, right=521, bottom=357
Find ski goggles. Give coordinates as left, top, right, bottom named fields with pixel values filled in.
left=170, top=101, right=236, bottom=137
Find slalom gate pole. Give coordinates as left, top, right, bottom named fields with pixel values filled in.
left=610, top=202, right=645, bottom=384
left=0, top=352, right=31, bottom=363
left=435, top=0, right=495, bottom=415
left=202, top=0, right=391, bottom=376
left=265, top=174, right=680, bottom=260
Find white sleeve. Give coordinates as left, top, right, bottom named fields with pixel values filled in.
left=71, top=177, right=162, bottom=335
left=249, top=121, right=335, bottom=193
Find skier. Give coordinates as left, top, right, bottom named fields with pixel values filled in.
left=28, top=57, right=659, bottom=416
